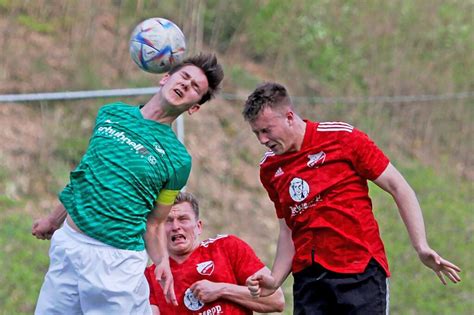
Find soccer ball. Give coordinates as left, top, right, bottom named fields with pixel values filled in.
left=129, top=18, right=186, bottom=73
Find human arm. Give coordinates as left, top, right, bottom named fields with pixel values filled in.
left=373, top=162, right=461, bottom=284
left=247, top=219, right=294, bottom=297
left=31, top=203, right=67, bottom=240
left=191, top=271, right=285, bottom=313
left=144, top=202, right=177, bottom=305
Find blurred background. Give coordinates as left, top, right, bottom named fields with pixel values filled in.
left=0, top=1, right=472, bottom=314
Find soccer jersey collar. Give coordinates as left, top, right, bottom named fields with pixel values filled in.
left=136, top=104, right=174, bottom=131
left=299, top=119, right=314, bottom=151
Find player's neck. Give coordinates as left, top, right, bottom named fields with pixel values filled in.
left=141, top=95, right=177, bottom=125
left=291, top=118, right=307, bottom=152
left=170, top=243, right=200, bottom=264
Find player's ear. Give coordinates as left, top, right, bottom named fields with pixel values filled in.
left=286, top=109, right=295, bottom=125
left=159, top=73, right=171, bottom=86
left=187, top=104, right=201, bottom=115
left=196, top=220, right=203, bottom=235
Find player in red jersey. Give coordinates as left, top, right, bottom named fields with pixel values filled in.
left=243, top=82, right=461, bottom=314
left=144, top=192, right=285, bottom=314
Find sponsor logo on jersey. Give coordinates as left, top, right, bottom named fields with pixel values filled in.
left=196, top=261, right=215, bottom=276
left=96, top=123, right=161, bottom=165
left=199, top=305, right=223, bottom=315
left=274, top=167, right=284, bottom=177
left=184, top=288, right=204, bottom=311
left=289, top=177, right=310, bottom=202
left=290, top=194, right=323, bottom=217
left=307, top=151, right=326, bottom=168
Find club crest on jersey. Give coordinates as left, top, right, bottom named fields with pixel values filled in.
left=307, top=151, right=326, bottom=168
left=184, top=288, right=205, bottom=311
left=196, top=260, right=215, bottom=276
left=289, top=177, right=310, bottom=202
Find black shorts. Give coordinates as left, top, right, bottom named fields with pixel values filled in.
left=293, top=259, right=389, bottom=315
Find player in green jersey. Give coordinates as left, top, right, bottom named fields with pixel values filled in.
left=32, top=53, right=224, bottom=315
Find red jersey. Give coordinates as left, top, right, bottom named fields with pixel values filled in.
left=260, top=121, right=390, bottom=275
left=145, top=234, right=265, bottom=314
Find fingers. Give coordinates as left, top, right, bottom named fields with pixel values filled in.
left=431, top=256, right=462, bottom=284
left=156, top=271, right=178, bottom=305
left=441, top=266, right=461, bottom=284
left=435, top=271, right=447, bottom=285
left=437, top=257, right=462, bottom=284
left=247, top=273, right=266, bottom=298
left=33, top=231, right=50, bottom=240
left=162, top=276, right=171, bottom=296
left=167, top=282, right=178, bottom=306
left=439, top=257, right=462, bottom=272
left=249, top=287, right=261, bottom=298
left=247, top=280, right=261, bottom=298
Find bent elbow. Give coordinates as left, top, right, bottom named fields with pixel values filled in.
left=275, top=300, right=285, bottom=313
left=273, top=289, right=286, bottom=312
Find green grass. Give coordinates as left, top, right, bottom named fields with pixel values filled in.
left=17, top=15, right=55, bottom=34
left=370, top=162, right=473, bottom=314
left=0, top=211, right=50, bottom=314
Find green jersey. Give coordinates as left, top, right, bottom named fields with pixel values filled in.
left=59, top=102, right=191, bottom=250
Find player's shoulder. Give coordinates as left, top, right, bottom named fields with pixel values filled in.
left=144, top=263, right=156, bottom=275
left=316, top=121, right=355, bottom=133
left=315, top=121, right=365, bottom=141
left=259, top=150, right=276, bottom=166
left=199, top=234, right=246, bottom=248
left=98, top=102, right=134, bottom=115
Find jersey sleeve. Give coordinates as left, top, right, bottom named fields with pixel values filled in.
left=156, top=189, right=180, bottom=206
left=347, top=128, right=390, bottom=180
left=260, top=166, right=284, bottom=218
left=144, top=265, right=161, bottom=306
left=94, top=103, right=113, bottom=126
left=224, top=235, right=266, bottom=284
left=163, top=159, right=191, bottom=191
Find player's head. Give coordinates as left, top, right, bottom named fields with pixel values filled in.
left=243, top=82, right=300, bottom=155
left=242, top=82, right=293, bottom=122
left=165, top=192, right=202, bottom=258
left=168, top=53, right=224, bottom=105
left=174, top=191, right=200, bottom=219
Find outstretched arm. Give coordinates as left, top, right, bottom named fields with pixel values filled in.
left=191, top=271, right=285, bottom=313
left=144, top=203, right=177, bottom=305
left=247, top=219, right=294, bottom=297
left=373, top=162, right=461, bottom=284
left=32, top=203, right=67, bottom=240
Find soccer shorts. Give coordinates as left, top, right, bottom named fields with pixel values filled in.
left=293, top=259, right=389, bottom=315
left=35, top=220, right=152, bottom=315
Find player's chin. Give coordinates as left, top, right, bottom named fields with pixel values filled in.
left=271, top=147, right=284, bottom=155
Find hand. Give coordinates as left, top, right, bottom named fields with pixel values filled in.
left=417, top=247, right=461, bottom=284
left=31, top=217, right=60, bottom=240
left=190, top=280, right=223, bottom=303
left=154, top=259, right=178, bottom=305
left=246, top=271, right=277, bottom=298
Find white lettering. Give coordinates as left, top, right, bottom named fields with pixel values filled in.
left=199, top=305, right=223, bottom=315
left=290, top=194, right=323, bottom=217
left=94, top=123, right=161, bottom=163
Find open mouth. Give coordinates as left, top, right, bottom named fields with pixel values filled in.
left=173, top=88, right=183, bottom=98
left=268, top=144, right=277, bottom=151
left=171, top=234, right=186, bottom=242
